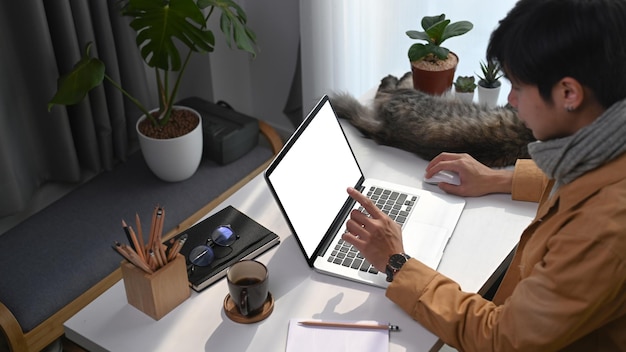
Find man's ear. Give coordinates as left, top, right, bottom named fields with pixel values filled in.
left=557, top=77, right=584, bottom=112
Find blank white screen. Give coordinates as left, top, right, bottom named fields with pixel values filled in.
left=267, top=99, right=362, bottom=259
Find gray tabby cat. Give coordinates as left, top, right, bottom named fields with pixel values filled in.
left=330, top=72, right=535, bottom=167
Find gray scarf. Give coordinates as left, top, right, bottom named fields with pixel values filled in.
left=528, top=98, right=626, bottom=191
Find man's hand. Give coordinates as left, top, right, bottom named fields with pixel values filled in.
left=341, top=187, right=405, bottom=272
left=425, top=153, right=514, bottom=197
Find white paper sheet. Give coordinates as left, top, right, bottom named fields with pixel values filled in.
left=285, top=319, right=389, bottom=352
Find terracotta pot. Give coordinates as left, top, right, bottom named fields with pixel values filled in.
left=410, top=53, right=458, bottom=96
left=136, top=106, right=203, bottom=182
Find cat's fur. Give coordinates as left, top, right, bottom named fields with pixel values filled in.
left=330, top=72, right=536, bottom=167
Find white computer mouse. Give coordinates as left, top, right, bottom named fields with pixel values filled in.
left=424, top=170, right=461, bottom=186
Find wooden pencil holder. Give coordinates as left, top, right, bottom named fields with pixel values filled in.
left=121, top=254, right=190, bottom=320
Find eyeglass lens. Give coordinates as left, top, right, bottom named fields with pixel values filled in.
left=189, top=225, right=236, bottom=267
left=212, top=225, right=236, bottom=246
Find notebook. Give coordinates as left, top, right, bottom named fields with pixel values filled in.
left=264, top=95, right=465, bottom=288
left=172, top=205, right=280, bottom=291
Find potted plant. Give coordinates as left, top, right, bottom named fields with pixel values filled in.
left=453, top=75, right=476, bottom=103
left=477, top=59, right=503, bottom=108
left=406, top=14, right=473, bottom=95
left=47, top=0, right=257, bottom=182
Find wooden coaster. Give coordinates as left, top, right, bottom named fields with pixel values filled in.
left=224, top=292, right=274, bottom=324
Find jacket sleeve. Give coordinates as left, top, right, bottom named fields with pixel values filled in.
left=385, top=191, right=626, bottom=351
left=385, top=260, right=501, bottom=350
left=511, top=159, right=548, bottom=202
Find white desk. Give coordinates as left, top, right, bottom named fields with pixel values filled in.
left=64, top=120, right=537, bottom=352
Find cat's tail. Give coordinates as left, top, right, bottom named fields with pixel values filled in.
left=329, top=93, right=382, bottom=136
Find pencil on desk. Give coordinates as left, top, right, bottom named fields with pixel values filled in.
left=168, top=237, right=176, bottom=252
left=121, top=220, right=136, bottom=252
left=112, top=242, right=153, bottom=274
left=123, top=220, right=146, bottom=263
left=130, top=225, right=146, bottom=263
left=148, top=206, right=165, bottom=250
left=148, top=249, right=158, bottom=271
left=120, top=242, right=153, bottom=273
left=155, top=206, right=165, bottom=245
left=153, top=244, right=164, bottom=268
left=135, top=213, right=146, bottom=259
left=157, top=243, right=168, bottom=265
left=298, top=321, right=400, bottom=331
left=167, top=233, right=188, bottom=261
left=148, top=205, right=158, bottom=251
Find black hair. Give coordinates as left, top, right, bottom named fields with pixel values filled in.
left=487, top=0, right=626, bottom=108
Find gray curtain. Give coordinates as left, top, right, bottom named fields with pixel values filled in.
left=283, top=40, right=303, bottom=128
left=0, top=1, right=154, bottom=219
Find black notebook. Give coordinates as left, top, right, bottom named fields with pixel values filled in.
left=171, top=205, right=280, bottom=291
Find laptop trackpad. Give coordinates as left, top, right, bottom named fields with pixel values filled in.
left=403, top=223, right=450, bottom=270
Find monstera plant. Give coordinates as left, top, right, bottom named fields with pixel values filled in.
left=49, top=0, right=256, bottom=127
left=48, top=0, right=258, bottom=181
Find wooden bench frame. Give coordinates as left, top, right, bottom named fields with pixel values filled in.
left=0, top=121, right=283, bottom=352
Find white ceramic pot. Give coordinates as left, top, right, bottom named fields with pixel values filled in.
left=136, top=106, right=203, bottom=182
left=455, top=91, right=475, bottom=104
left=477, top=85, right=501, bottom=108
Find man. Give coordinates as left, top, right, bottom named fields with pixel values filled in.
left=342, top=0, right=626, bottom=350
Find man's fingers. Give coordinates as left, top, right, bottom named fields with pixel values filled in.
left=341, top=230, right=364, bottom=245
left=349, top=208, right=369, bottom=224
left=346, top=217, right=369, bottom=236
left=347, top=187, right=383, bottom=218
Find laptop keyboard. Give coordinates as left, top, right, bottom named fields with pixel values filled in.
left=327, top=186, right=419, bottom=274
left=361, top=186, right=418, bottom=226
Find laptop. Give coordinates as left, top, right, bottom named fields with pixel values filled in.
left=264, top=95, right=465, bottom=288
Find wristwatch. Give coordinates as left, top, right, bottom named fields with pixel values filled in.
left=385, top=253, right=411, bottom=282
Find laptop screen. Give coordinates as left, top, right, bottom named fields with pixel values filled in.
left=265, top=96, right=362, bottom=260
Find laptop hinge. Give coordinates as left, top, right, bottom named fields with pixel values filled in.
left=314, top=182, right=365, bottom=259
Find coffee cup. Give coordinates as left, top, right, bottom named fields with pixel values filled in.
left=226, top=260, right=269, bottom=317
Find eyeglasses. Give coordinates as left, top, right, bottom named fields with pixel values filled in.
left=188, top=225, right=238, bottom=270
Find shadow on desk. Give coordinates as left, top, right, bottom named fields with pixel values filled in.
left=203, top=230, right=433, bottom=351
left=204, top=235, right=311, bottom=350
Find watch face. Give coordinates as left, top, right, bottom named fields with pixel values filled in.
left=389, top=254, right=408, bottom=270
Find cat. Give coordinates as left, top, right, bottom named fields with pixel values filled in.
left=330, top=72, right=536, bottom=167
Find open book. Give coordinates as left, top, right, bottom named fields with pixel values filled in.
left=171, top=205, right=280, bottom=291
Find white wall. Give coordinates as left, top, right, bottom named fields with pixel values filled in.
left=299, top=1, right=423, bottom=115
left=207, top=0, right=518, bottom=137
left=300, top=0, right=517, bottom=115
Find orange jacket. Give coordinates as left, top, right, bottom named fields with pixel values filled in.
left=386, top=156, right=626, bottom=351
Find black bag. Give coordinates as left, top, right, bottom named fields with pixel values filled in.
left=177, top=97, right=259, bottom=165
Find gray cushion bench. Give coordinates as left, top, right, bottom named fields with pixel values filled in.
left=0, top=121, right=281, bottom=352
